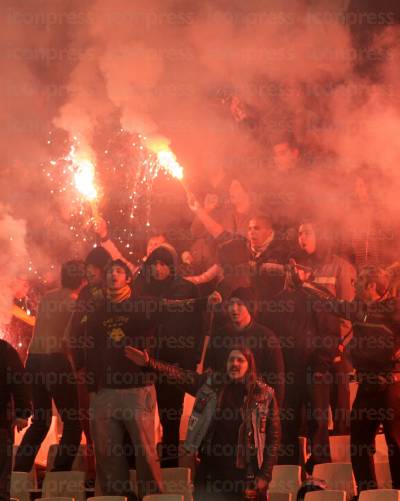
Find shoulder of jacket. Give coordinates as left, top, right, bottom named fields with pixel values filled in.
left=255, top=378, right=274, bottom=397
left=176, top=277, right=199, bottom=296
left=254, top=321, right=278, bottom=338
left=332, top=254, right=354, bottom=270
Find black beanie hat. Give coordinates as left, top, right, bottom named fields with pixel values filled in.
left=85, top=246, right=111, bottom=270
left=229, top=287, right=257, bottom=315
left=146, top=244, right=178, bottom=272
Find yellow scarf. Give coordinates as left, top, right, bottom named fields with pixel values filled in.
left=107, top=285, right=131, bottom=303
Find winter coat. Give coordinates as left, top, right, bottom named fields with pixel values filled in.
left=147, top=356, right=281, bottom=482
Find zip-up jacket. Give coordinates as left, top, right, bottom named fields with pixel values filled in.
left=216, top=232, right=289, bottom=299
left=296, top=253, right=356, bottom=371
left=146, top=357, right=281, bottom=482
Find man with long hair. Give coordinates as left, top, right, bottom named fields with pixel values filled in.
left=125, top=343, right=280, bottom=501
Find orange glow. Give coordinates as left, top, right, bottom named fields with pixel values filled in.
left=68, top=145, right=98, bottom=201
left=157, top=149, right=184, bottom=180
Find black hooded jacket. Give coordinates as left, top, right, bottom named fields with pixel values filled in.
left=134, top=244, right=204, bottom=369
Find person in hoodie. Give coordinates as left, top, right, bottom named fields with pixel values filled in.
left=294, top=220, right=356, bottom=472
left=134, top=243, right=204, bottom=467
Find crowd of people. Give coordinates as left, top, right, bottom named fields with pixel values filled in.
left=2, top=136, right=400, bottom=501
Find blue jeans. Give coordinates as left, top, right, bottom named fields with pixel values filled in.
left=90, top=386, right=162, bottom=500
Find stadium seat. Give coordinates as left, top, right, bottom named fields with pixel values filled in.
left=39, top=497, right=75, bottom=501
left=305, top=490, right=346, bottom=500
left=358, top=489, right=400, bottom=501
left=130, top=468, right=192, bottom=501
left=161, top=467, right=191, bottom=491
left=42, top=471, right=86, bottom=501
left=270, top=465, right=302, bottom=497
left=87, top=497, right=127, bottom=501
left=10, top=471, right=36, bottom=501
left=313, top=463, right=356, bottom=501
left=143, top=496, right=183, bottom=501
left=12, top=446, right=37, bottom=485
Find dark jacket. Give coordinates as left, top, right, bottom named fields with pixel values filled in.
left=68, top=284, right=105, bottom=370
left=134, top=244, right=204, bottom=369
left=147, top=356, right=280, bottom=483
left=216, top=233, right=289, bottom=300
left=265, top=289, right=319, bottom=377
left=82, top=296, right=157, bottom=392
left=0, top=340, right=31, bottom=428
left=302, top=284, right=400, bottom=376
left=205, top=320, right=285, bottom=406
left=293, top=251, right=356, bottom=369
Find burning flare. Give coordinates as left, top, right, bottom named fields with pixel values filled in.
left=68, top=145, right=98, bottom=202
left=157, top=149, right=184, bottom=180
left=73, top=159, right=97, bottom=201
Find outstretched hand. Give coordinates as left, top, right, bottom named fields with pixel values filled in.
left=124, top=346, right=149, bottom=367
left=93, top=216, right=108, bottom=239
left=187, top=191, right=201, bottom=212
left=208, top=291, right=223, bottom=306
left=204, top=193, right=218, bottom=212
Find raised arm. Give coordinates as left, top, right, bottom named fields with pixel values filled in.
left=187, top=192, right=225, bottom=239
left=184, top=264, right=224, bottom=285
left=124, top=346, right=206, bottom=396
left=94, top=216, right=139, bottom=276
left=301, top=282, right=363, bottom=323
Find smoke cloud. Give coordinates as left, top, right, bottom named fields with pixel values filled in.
left=0, top=206, right=28, bottom=324
left=1, top=0, right=400, bottom=280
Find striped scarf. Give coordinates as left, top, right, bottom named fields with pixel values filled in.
left=106, top=285, right=131, bottom=303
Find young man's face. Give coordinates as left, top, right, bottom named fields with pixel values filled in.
left=227, top=299, right=251, bottom=327
left=86, top=264, right=103, bottom=287
left=106, top=265, right=130, bottom=290
left=151, top=260, right=171, bottom=281
left=226, top=350, right=249, bottom=381
left=273, top=142, right=299, bottom=171
left=298, top=223, right=317, bottom=255
left=248, top=218, right=272, bottom=248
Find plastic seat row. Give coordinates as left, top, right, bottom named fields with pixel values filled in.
left=10, top=463, right=395, bottom=501
left=11, top=497, right=184, bottom=501
left=269, top=463, right=393, bottom=501
left=10, top=469, right=191, bottom=501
